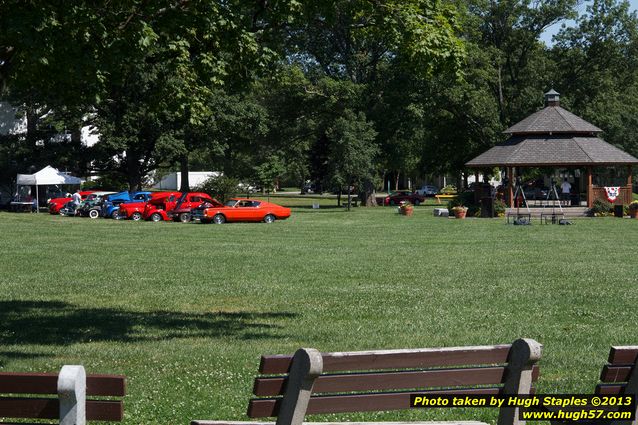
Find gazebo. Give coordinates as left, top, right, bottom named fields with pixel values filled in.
left=466, top=90, right=638, bottom=208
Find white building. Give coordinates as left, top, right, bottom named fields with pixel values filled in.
left=0, top=101, right=98, bottom=146
left=152, top=171, right=221, bottom=190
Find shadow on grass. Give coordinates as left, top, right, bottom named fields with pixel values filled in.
left=0, top=301, right=296, bottom=345
left=0, top=350, right=48, bottom=367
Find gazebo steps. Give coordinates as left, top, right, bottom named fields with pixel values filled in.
left=506, top=207, right=590, bottom=218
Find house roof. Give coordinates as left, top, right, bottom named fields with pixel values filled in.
left=466, top=136, right=638, bottom=167
left=504, top=105, right=602, bottom=135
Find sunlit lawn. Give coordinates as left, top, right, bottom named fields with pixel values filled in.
left=0, top=202, right=636, bottom=424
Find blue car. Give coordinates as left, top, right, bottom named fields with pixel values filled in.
left=102, top=191, right=153, bottom=219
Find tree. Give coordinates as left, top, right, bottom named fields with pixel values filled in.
left=326, top=110, right=379, bottom=209
left=552, top=0, right=638, bottom=157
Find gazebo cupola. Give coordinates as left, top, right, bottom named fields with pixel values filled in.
left=466, top=90, right=638, bottom=208
left=544, top=89, right=560, bottom=107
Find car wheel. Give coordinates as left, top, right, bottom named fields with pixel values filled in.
left=389, top=200, right=395, bottom=206
left=264, top=214, right=276, bottom=224
left=89, top=209, right=100, bottom=219
left=414, top=199, right=421, bottom=206
left=131, top=212, right=142, bottom=221
left=111, top=210, right=121, bottom=220
left=213, top=214, right=226, bottom=224
left=179, top=212, right=191, bottom=223
left=151, top=212, right=162, bottom=222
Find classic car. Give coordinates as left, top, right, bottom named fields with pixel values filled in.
left=117, top=192, right=173, bottom=221
left=383, top=191, right=426, bottom=206
left=143, top=192, right=218, bottom=222
left=191, top=198, right=291, bottom=224
left=76, top=192, right=117, bottom=218
left=48, top=191, right=95, bottom=214
left=103, top=191, right=153, bottom=219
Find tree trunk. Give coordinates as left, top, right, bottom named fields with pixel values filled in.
left=26, top=106, right=38, bottom=146
left=126, top=159, right=142, bottom=192
left=337, top=190, right=341, bottom=207
left=346, top=182, right=352, bottom=211
left=395, top=170, right=400, bottom=191
left=360, top=179, right=378, bottom=207
left=179, top=155, right=189, bottom=192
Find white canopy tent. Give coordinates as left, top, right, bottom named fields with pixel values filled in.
left=16, top=166, right=83, bottom=212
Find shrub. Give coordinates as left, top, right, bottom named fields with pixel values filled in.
left=440, top=184, right=457, bottom=195
left=493, top=198, right=506, bottom=217
left=195, top=175, right=240, bottom=203
left=447, top=191, right=478, bottom=216
left=590, top=199, right=612, bottom=216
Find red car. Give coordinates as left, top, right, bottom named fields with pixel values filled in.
left=118, top=192, right=175, bottom=221
left=143, top=192, right=219, bottom=222
left=383, top=191, right=426, bottom=206
left=48, top=191, right=95, bottom=214
left=191, top=198, right=291, bottom=224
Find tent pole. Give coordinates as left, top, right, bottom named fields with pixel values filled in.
left=35, top=176, right=39, bottom=213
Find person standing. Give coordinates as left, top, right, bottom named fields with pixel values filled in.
left=560, top=178, right=572, bottom=206
left=71, top=189, right=82, bottom=206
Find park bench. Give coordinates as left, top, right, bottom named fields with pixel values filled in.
left=548, top=345, right=638, bottom=425
left=0, top=365, right=125, bottom=425
left=192, top=338, right=542, bottom=425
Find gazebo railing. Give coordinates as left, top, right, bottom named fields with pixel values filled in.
left=590, top=185, right=633, bottom=206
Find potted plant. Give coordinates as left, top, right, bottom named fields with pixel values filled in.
left=629, top=201, right=638, bottom=219
left=451, top=205, right=468, bottom=219
left=398, top=201, right=414, bottom=216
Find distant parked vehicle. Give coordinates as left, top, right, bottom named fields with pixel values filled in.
left=383, top=191, right=426, bottom=206
left=143, top=192, right=219, bottom=222
left=192, top=198, right=291, bottom=224
left=76, top=192, right=117, bottom=218
left=103, top=191, right=153, bottom=219
left=117, top=192, right=171, bottom=221
left=415, top=185, right=439, bottom=197
left=48, top=191, right=95, bottom=214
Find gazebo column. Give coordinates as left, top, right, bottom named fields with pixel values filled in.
left=587, top=167, right=594, bottom=208
left=628, top=166, right=633, bottom=204
left=507, top=167, right=514, bottom=208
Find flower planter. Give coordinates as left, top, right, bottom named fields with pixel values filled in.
left=630, top=210, right=638, bottom=219
left=399, top=206, right=414, bottom=216
left=452, top=208, right=467, bottom=219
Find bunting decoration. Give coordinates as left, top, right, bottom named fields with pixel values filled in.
left=604, top=187, right=620, bottom=203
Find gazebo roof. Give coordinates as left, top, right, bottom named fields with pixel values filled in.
left=467, top=90, right=638, bottom=167
left=466, top=136, right=638, bottom=167
left=504, top=105, right=602, bottom=135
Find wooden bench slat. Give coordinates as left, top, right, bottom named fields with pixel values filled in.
left=253, top=365, right=540, bottom=396
left=0, top=373, right=126, bottom=396
left=259, top=345, right=512, bottom=374
left=608, top=346, right=638, bottom=365
left=248, top=387, right=502, bottom=418
left=595, top=384, right=625, bottom=395
left=600, top=365, right=633, bottom=383
left=0, top=397, right=123, bottom=421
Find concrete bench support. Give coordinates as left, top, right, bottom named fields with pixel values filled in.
left=58, top=365, right=87, bottom=425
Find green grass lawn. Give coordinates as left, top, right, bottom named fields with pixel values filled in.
left=0, top=205, right=636, bottom=424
